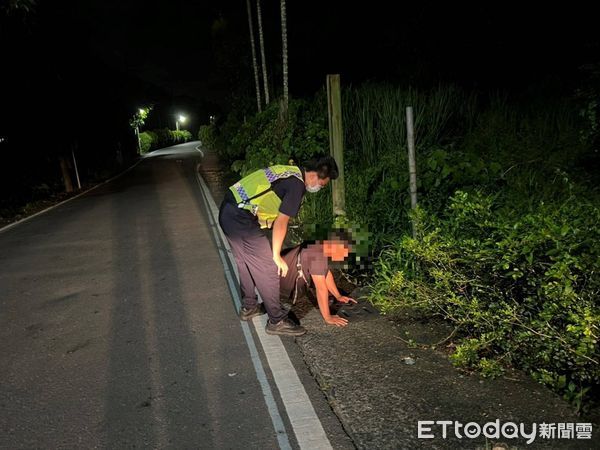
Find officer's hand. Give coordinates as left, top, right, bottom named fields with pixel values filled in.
left=273, top=255, right=288, bottom=277
left=324, top=315, right=349, bottom=327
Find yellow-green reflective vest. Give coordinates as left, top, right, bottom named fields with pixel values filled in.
left=229, top=165, right=304, bottom=229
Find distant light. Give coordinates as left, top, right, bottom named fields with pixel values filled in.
left=178, top=115, right=187, bottom=123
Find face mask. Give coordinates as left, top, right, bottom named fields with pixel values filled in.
left=306, top=184, right=322, bottom=193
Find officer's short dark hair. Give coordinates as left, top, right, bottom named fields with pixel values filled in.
left=304, top=155, right=339, bottom=180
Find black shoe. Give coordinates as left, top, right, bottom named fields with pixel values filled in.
left=265, top=318, right=307, bottom=336
left=287, top=310, right=301, bottom=326
left=239, top=303, right=266, bottom=321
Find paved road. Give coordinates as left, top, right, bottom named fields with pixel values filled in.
left=0, top=142, right=353, bottom=449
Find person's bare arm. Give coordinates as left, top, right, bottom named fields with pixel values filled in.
left=272, top=213, right=290, bottom=277
left=326, top=270, right=357, bottom=304
left=313, top=275, right=348, bottom=327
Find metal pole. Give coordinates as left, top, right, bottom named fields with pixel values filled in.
left=176, top=120, right=179, bottom=131
left=71, top=149, right=82, bottom=190
left=406, top=106, right=418, bottom=238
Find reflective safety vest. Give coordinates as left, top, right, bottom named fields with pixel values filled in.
left=229, top=165, right=304, bottom=229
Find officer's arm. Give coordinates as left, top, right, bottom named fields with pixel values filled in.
left=272, top=213, right=290, bottom=277
left=313, top=275, right=349, bottom=327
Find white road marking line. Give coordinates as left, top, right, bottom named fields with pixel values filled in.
left=195, top=166, right=333, bottom=450
left=195, top=172, right=292, bottom=450
left=254, top=315, right=333, bottom=449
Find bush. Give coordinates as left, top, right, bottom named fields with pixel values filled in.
left=225, top=96, right=329, bottom=176
left=152, top=128, right=173, bottom=148
left=370, top=191, right=600, bottom=412
left=172, top=130, right=192, bottom=143
left=138, top=129, right=191, bottom=152
left=198, top=124, right=218, bottom=149
left=139, top=132, right=153, bottom=154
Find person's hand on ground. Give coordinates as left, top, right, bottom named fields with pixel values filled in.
left=324, top=314, right=349, bottom=327
left=273, top=255, right=288, bottom=277
left=336, top=296, right=357, bottom=304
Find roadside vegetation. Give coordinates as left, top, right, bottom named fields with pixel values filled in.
left=139, top=129, right=193, bottom=154
left=202, top=80, right=600, bottom=413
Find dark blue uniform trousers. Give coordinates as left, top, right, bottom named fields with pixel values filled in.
left=218, top=200, right=286, bottom=323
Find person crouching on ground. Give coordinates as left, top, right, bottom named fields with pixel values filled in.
left=218, top=155, right=339, bottom=336
left=279, top=230, right=357, bottom=327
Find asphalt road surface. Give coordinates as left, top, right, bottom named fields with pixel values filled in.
left=0, top=142, right=353, bottom=449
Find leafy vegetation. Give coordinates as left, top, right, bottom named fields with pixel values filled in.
left=206, top=82, right=600, bottom=411
left=139, top=129, right=193, bottom=154
left=370, top=192, right=599, bottom=413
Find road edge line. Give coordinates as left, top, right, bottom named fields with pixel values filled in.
left=195, top=168, right=332, bottom=450
left=195, top=171, right=292, bottom=450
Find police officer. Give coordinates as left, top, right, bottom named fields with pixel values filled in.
left=218, top=156, right=339, bottom=336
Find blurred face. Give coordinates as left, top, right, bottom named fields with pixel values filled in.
left=323, top=240, right=350, bottom=261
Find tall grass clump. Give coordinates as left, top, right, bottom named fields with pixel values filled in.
left=342, top=84, right=475, bottom=247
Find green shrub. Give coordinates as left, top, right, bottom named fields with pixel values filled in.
left=139, top=128, right=189, bottom=151
left=139, top=132, right=153, bottom=154
left=219, top=114, right=244, bottom=159
left=152, top=128, right=173, bottom=148
left=370, top=191, right=600, bottom=412
left=146, top=131, right=158, bottom=147
left=198, top=124, right=218, bottom=150
left=227, top=97, right=329, bottom=176
left=172, top=130, right=192, bottom=143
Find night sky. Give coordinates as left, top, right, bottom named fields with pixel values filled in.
left=1, top=1, right=599, bottom=160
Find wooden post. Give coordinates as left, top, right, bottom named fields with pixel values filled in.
left=406, top=106, right=418, bottom=237
left=59, top=156, right=74, bottom=193
left=327, top=74, right=346, bottom=216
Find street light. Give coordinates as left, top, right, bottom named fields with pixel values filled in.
left=176, top=114, right=187, bottom=131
